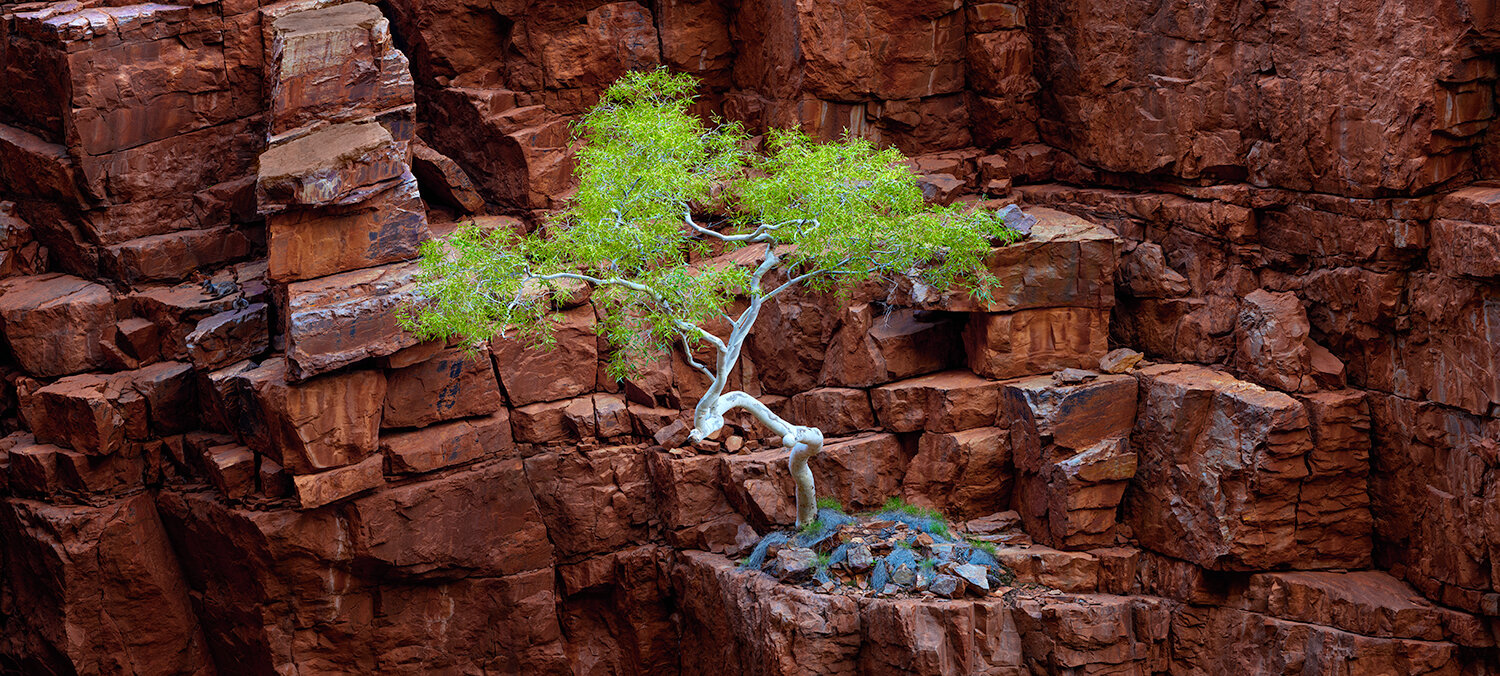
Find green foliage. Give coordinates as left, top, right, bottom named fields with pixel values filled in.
left=403, top=67, right=1023, bottom=378
left=878, top=496, right=943, bottom=521
left=919, top=558, right=937, bottom=572
left=815, top=496, right=846, bottom=513
left=735, top=130, right=1017, bottom=298
left=966, top=538, right=999, bottom=556
left=798, top=518, right=825, bottom=537
left=813, top=552, right=832, bottom=568
left=895, top=539, right=913, bottom=550
left=878, top=497, right=951, bottom=538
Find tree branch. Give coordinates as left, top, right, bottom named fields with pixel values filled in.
left=679, top=333, right=715, bottom=381
left=683, top=212, right=815, bottom=244
left=534, top=271, right=727, bottom=353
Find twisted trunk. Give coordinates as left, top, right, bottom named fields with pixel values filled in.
left=686, top=245, right=825, bottom=527
left=691, top=391, right=825, bottom=527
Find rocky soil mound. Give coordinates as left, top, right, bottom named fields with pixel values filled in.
left=743, top=501, right=1015, bottom=599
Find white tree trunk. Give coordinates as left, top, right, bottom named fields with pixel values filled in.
left=685, top=245, right=825, bottom=527
left=690, top=390, right=825, bottom=527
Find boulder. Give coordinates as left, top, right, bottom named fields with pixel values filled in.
left=292, top=454, right=385, bottom=509
left=787, top=387, right=876, bottom=436
left=897, top=208, right=1118, bottom=313
left=101, top=225, right=256, bottom=284
left=184, top=302, right=270, bottom=371
left=381, top=408, right=513, bottom=475
left=257, top=122, right=407, bottom=212
left=381, top=346, right=503, bottom=429
left=201, top=444, right=255, bottom=500
left=234, top=358, right=386, bottom=475
left=266, top=2, right=415, bottom=138
left=1233, top=289, right=1314, bottom=392
left=1172, top=604, right=1472, bottom=675
left=23, top=361, right=194, bottom=456
left=512, top=396, right=597, bottom=445
left=871, top=370, right=1001, bottom=433
left=1119, top=241, right=1192, bottom=299
left=0, top=274, right=114, bottom=377
left=671, top=550, right=861, bottom=675
left=963, top=307, right=1110, bottom=380
left=267, top=172, right=429, bottom=282
left=1004, top=373, right=1137, bottom=455
left=281, top=260, right=422, bottom=379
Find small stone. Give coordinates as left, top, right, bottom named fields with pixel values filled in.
left=772, top=547, right=817, bottom=582
left=996, top=204, right=1036, bottom=236
left=953, top=563, right=991, bottom=591
left=906, top=566, right=930, bottom=593
left=890, top=564, right=916, bottom=587
left=930, top=574, right=964, bottom=598
left=1052, top=368, right=1097, bottom=384
left=846, top=543, right=875, bottom=572
left=695, top=439, right=722, bottom=453
left=724, top=435, right=744, bottom=452
left=1099, top=347, right=1144, bottom=374
left=812, top=567, right=836, bottom=592
left=653, top=419, right=690, bottom=448
left=827, top=544, right=849, bottom=568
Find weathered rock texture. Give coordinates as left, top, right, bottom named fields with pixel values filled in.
left=2, top=0, right=1499, bottom=673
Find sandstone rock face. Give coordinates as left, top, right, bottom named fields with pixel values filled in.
left=3, top=0, right=1499, bottom=672
left=1126, top=364, right=1372, bottom=570
left=674, top=551, right=1173, bottom=676
left=490, top=303, right=599, bottom=406
left=0, top=274, right=114, bottom=377
left=381, top=346, right=503, bottom=429
left=1006, top=373, right=1137, bottom=549
left=0, top=494, right=211, bottom=676
left=1030, top=0, right=1490, bottom=196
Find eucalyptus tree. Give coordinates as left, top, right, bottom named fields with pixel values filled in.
left=404, top=69, right=1022, bottom=527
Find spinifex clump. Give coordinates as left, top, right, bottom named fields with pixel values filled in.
left=741, top=498, right=1013, bottom=598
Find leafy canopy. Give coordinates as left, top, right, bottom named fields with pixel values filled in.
left=403, top=68, right=1021, bottom=379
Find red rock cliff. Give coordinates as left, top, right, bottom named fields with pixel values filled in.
left=0, top=0, right=1497, bottom=674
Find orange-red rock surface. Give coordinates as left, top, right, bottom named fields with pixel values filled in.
left=1, top=0, right=1497, bottom=673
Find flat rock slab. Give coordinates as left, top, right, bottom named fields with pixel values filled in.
left=281, top=260, right=422, bottom=379
left=257, top=121, right=406, bottom=212
left=0, top=273, right=115, bottom=377
left=896, top=207, right=1119, bottom=313
left=268, top=2, right=414, bottom=138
